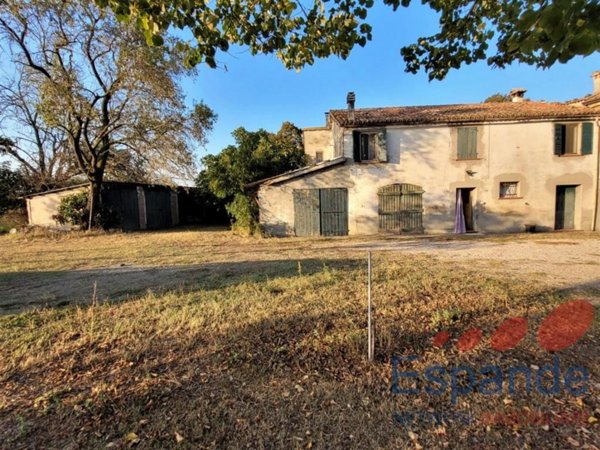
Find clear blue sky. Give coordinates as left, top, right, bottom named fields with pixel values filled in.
left=182, top=2, right=600, bottom=160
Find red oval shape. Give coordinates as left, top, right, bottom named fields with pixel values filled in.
left=433, top=330, right=451, bottom=347
left=537, top=300, right=595, bottom=351
left=490, top=317, right=528, bottom=351
left=457, top=328, right=482, bottom=352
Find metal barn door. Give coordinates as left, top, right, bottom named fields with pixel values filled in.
left=101, top=186, right=140, bottom=230
left=294, top=189, right=320, bottom=236
left=145, top=189, right=172, bottom=229
left=319, top=188, right=348, bottom=236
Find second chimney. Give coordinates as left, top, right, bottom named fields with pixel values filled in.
left=347, top=91, right=355, bottom=122
left=592, top=71, right=600, bottom=94
left=509, top=88, right=527, bottom=102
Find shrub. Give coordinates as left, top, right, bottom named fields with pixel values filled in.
left=53, top=191, right=117, bottom=229
left=0, top=207, right=28, bottom=233
left=225, top=193, right=258, bottom=235
left=54, top=192, right=89, bottom=227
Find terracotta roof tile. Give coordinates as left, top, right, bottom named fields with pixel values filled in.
left=567, top=92, right=600, bottom=106
left=329, top=101, right=599, bottom=127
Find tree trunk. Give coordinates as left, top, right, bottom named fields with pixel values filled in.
left=88, top=173, right=102, bottom=231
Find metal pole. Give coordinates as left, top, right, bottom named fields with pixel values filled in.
left=368, top=251, right=373, bottom=361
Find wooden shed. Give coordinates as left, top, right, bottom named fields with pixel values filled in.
left=26, top=181, right=181, bottom=230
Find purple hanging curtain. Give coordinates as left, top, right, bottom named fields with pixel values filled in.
left=454, top=189, right=466, bottom=234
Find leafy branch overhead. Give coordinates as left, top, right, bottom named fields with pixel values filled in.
left=395, top=0, right=600, bottom=80
left=96, top=0, right=374, bottom=70
left=99, top=0, right=600, bottom=79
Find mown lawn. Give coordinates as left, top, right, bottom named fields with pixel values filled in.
left=0, top=229, right=598, bottom=449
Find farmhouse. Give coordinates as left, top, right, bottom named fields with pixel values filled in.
left=253, top=78, right=600, bottom=237
left=25, top=181, right=223, bottom=230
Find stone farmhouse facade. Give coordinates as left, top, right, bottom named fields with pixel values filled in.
left=253, top=76, right=600, bottom=237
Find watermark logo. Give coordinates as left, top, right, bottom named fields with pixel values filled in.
left=391, top=300, right=596, bottom=427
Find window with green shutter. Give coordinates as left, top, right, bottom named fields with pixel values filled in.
left=581, top=122, right=593, bottom=155
left=457, top=127, right=478, bottom=160
left=554, top=122, right=594, bottom=156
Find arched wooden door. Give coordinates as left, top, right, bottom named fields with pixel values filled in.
left=378, top=183, right=424, bottom=233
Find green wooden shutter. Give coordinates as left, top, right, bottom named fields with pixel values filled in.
left=467, top=127, right=478, bottom=158
left=554, top=124, right=565, bottom=155
left=457, top=128, right=468, bottom=159
left=457, top=127, right=477, bottom=159
left=581, top=122, right=593, bottom=155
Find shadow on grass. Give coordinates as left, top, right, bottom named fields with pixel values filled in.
left=0, top=257, right=364, bottom=314
left=2, top=278, right=598, bottom=449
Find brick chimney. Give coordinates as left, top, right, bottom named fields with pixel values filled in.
left=592, top=71, right=600, bottom=94
left=347, top=91, right=355, bottom=122
left=509, top=88, right=527, bottom=102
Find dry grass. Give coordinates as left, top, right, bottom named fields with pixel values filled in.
left=0, top=229, right=599, bottom=449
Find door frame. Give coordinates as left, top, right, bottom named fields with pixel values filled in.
left=457, top=187, right=476, bottom=232
left=555, top=185, right=579, bottom=230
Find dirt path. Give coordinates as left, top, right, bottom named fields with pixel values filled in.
left=1, top=233, right=599, bottom=314
left=347, top=237, right=600, bottom=290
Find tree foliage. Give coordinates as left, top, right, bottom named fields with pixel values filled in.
left=0, top=162, right=27, bottom=214
left=96, top=0, right=374, bottom=70
left=199, top=122, right=307, bottom=232
left=394, top=0, right=600, bottom=80
left=0, top=0, right=216, bottom=228
left=484, top=93, right=512, bottom=103
left=0, top=71, right=78, bottom=191
left=100, top=0, right=600, bottom=80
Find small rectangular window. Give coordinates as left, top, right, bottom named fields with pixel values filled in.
left=499, top=182, right=519, bottom=199
left=457, top=127, right=478, bottom=160
left=315, top=151, right=323, bottom=163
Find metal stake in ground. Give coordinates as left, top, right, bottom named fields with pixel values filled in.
left=368, top=251, right=373, bottom=361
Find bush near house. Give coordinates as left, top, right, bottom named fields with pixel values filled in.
left=53, top=191, right=117, bottom=229
left=0, top=207, right=28, bottom=233
left=199, top=122, right=307, bottom=234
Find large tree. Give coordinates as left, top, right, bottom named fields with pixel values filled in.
left=99, top=0, right=600, bottom=80
left=199, top=122, right=307, bottom=232
left=0, top=70, right=77, bottom=191
left=0, top=0, right=216, bottom=228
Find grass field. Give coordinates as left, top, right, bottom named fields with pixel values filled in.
left=0, top=229, right=599, bottom=449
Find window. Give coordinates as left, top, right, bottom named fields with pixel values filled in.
left=315, top=151, right=323, bottom=163
left=457, top=127, right=478, bottom=160
left=554, top=122, right=593, bottom=156
left=499, top=182, right=519, bottom=199
left=352, top=130, right=387, bottom=163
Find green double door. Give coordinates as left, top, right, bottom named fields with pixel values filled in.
left=555, top=185, right=577, bottom=230
left=293, top=188, right=348, bottom=236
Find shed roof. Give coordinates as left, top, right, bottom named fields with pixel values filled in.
left=329, top=101, right=599, bottom=128
left=24, top=180, right=182, bottom=198
left=246, top=157, right=346, bottom=188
